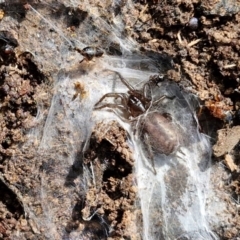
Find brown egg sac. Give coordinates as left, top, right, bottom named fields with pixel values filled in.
left=141, top=112, right=178, bottom=155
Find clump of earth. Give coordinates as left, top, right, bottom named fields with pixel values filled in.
left=0, top=0, right=240, bottom=239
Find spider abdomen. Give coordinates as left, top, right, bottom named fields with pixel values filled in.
left=81, top=47, right=104, bottom=60
left=141, top=112, right=179, bottom=155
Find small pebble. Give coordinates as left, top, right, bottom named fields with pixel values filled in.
left=188, top=17, right=198, bottom=30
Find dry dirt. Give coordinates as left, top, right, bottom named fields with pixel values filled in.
left=0, top=0, right=240, bottom=239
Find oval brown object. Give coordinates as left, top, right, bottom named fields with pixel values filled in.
left=81, top=47, right=104, bottom=60
left=141, top=112, right=179, bottom=155
left=3, top=44, right=14, bottom=55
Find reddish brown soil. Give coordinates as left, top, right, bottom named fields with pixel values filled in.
left=0, top=1, right=240, bottom=239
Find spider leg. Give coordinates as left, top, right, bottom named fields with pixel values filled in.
left=152, top=95, right=175, bottom=106
left=114, top=72, right=135, bottom=91
left=95, top=104, right=133, bottom=123
left=102, top=69, right=135, bottom=92
left=94, top=92, right=134, bottom=122
left=142, top=82, right=152, bottom=100
left=94, top=103, right=125, bottom=111
left=94, top=93, right=127, bottom=108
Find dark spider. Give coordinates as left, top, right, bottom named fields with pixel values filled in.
left=94, top=72, right=179, bottom=174
left=74, top=46, right=104, bottom=63
left=0, top=31, right=18, bottom=61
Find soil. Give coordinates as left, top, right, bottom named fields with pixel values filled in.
left=65, top=121, right=139, bottom=239
left=0, top=0, right=240, bottom=239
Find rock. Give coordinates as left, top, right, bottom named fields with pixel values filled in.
left=213, top=126, right=240, bottom=157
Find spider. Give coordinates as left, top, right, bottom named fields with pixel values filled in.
left=94, top=71, right=179, bottom=174
left=74, top=46, right=104, bottom=63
